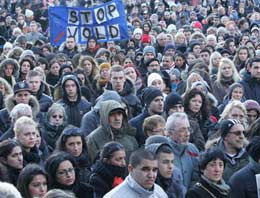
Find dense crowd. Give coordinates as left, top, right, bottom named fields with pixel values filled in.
left=1, top=0, right=260, bottom=197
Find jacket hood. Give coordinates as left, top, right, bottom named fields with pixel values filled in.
left=99, top=100, right=126, bottom=130
left=61, top=74, right=81, bottom=103
left=93, top=90, right=121, bottom=111
left=0, top=58, right=20, bottom=78
left=5, top=94, right=40, bottom=118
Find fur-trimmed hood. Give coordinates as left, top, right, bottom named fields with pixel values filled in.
left=4, top=94, right=40, bottom=118
left=0, top=58, right=20, bottom=78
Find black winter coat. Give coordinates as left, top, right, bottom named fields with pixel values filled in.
left=240, top=73, right=260, bottom=104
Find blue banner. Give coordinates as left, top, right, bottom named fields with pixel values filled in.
left=48, top=0, right=129, bottom=46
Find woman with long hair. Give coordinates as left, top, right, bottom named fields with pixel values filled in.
left=212, top=58, right=241, bottom=104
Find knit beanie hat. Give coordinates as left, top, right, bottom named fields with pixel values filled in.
left=147, top=73, right=163, bottom=87
left=246, top=136, right=260, bottom=162
left=142, top=86, right=163, bottom=107
left=3, top=42, right=13, bottom=50
left=145, top=135, right=171, bottom=154
left=143, top=46, right=156, bottom=56
left=243, top=100, right=260, bottom=114
left=164, top=92, right=183, bottom=116
left=99, top=62, right=111, bottom=72
left=163, top=44, right=176, bottom=54
left=133, top=28, right=143, bottom=36
left=192, top=21, right=203, bottom=30
left=141, top=34, right=151, bottom=44
left=199, top=148, right=225, bottom=171
left=220, top=119, right=241, bottom=138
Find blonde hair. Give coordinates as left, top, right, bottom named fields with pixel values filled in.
left=14, top=116, right=37, bottom=136
left=217, top=58, right=240, bottom=82
left=220, top=100, right=247, bottom=121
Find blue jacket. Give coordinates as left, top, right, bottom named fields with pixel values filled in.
left=240, top=73, right=260, bottom=104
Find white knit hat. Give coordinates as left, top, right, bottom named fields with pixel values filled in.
left=147, top=73, right=163, bottom=87
left=133, top=28, right=143, bottom=36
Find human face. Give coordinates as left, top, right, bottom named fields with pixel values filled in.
left=162, top=56, right=173, bottom=70
left=21, top=61, right=31, bottom=74
left=129, top=159, right=158, bottom=190
left=189, top=94, right=202, bottom=113
left=200, top=52, right=210, bottom=64
left=229, top=41, right=236, bottom=53
left=35, top=130, right=41, bottom=148
left=50, top=62, right=60, bottom=76
left=231, top=87, right=243, bottom=101
left=220, top=63, right=233, bottom=78
left=100, top=68, right=110, bottom=79
left=4, top=64, right=14, bottom=77
left=30, top=22, right=38, bottom=32
left=250, top=61, right=260, bottom=80
left=228, top=107, right=245, bottom=123
left=144, top=52, right=155, bottom=63
left=66, top=37, right=76, bottom=50
left=147, top=61, right=160, bottom=73
left=82, top=60, right=93, bottom=76
left=108, top=150, right=126, bottom=167
left=193, top=45, right=201, bottom=56
left=238, top=49, right=248, bottom=61
left=175, top=56, right=185, bottom=68
left=28, top=174, right=48, bottom=198
left=212, top=56, right=221, bottom=67
left=64, top=80, right=77, bottom=99
left=124, top=67, right=137, bottom=82
left=168, top=104, right=184, bottom=115
left=56, top=160, right=75, bottom=186
left=151, top=79, right=164, bottom=91
left=158, top=152, right=174, bottom=179
left=27, top=76, right=41, bottom=93
left=88, top=39, right=96, bottom=49
left=17, top=125, right=36, bottom=150
left=110, top=71, right=126, bottom=93
left=148, top=96, right=164, bottom=114
left=14, top=90, right=31, bottom=104
left=65, top=136, right=83, bottom=157
left=109, top=110, right=123, bottom=129
left=224, top=123, right=245, bottom=151
left=147, top=123, right=165, bottom=137
left=49, top=111, right=64, bottom=126
left=187, top=54, right=196, bottom=65
left=203, top=158, right=224, bottom=182
left=167, top=119, right=190, bottom=145
left=247, top=109, right=258, bottom=125
left=4, top=146, right=23, bottom=169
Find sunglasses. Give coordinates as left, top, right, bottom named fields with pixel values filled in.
left=63, top=128, right=81, bottom=136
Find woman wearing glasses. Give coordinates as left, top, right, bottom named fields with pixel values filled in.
left=45, top=152, right=95, bottom=198
left=42, top=103, right=67, bottom=153
left=55, top=126, right=91, bottom=182
left=186, top=148, right=231, bottom=198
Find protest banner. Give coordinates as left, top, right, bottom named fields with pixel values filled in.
left=49, top=0, right=129, bottom=46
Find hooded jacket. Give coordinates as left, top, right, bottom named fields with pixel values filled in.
left=103, top=174, right=168, bottom=198
left=0, top=94, right=40, bottom=133
left=87, top=100, right=138, bottom=163
left=58, top=75, right=91, bottom=127
left=0, top=58, right=19, bottom=87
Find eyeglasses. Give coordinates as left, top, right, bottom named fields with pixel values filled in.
left=229, top=130, right=245, bottom=136
left=168, top=127, right=192, bottom=133
left=56, top=167, right=75, bottom=176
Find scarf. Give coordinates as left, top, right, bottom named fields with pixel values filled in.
left=201, top=175, right=230, bottom=195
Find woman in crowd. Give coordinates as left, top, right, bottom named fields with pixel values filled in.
left=0, top=139, right=23, bottom=185
left=41, top=103, right=67, bottom=153
left=45, top=152, right=95, bottom=198
left=233, top=46, right=250, bottom=71
left=212, top=58, right=241, bottom=104
left=18, top=58, right=35, bottom=82
left=55, top=126, right=91, bottom=182
left=89, top=142, right=126, bottom=198
left=0, top=58, right=19, bottom=87
left=0, top=77, right=12, bottom=110
left=186, top=148, right=230, bottom=197
left=17, top=164, right=48, bottom=198
left=184, top=88, right=213, bottom=141
left=209, top=51, right=222, bottom=81
left=46, top=58, right=61, bottom=88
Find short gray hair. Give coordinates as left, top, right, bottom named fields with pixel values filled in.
left=47, top=103, right=67, bottom=122
left=166, top=112, right=188, bottom=132
left=10, top=104, right=32, bottom=122
left=0, top=181, right=22, bottom=198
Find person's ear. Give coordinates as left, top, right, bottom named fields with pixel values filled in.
left=0, top=156, right=7, bottom=164
left=128, top=164, right=133, bottom=173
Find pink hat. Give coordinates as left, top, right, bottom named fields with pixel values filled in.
left=193, top=21, right=203, bottom=30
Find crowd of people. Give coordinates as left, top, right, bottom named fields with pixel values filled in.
left=1, top=0, right=260, bottom=197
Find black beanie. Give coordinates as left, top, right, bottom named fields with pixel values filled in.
left=142, top=86, right=163, bottom=107
left=164, top=92, right=183, bottom=116
left=246, top=136, right=260, bottom=162
left=199, top=148, right=225, bottom=171
left=220, top=119, right=241, bottom=138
